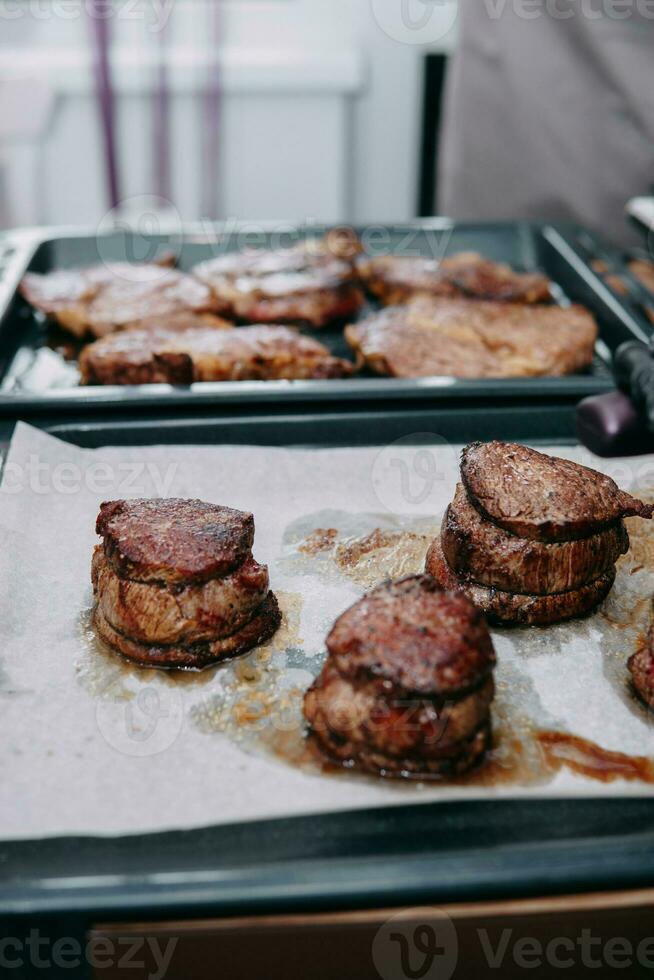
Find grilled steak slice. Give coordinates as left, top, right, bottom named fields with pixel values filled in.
left=193, top=233, right=364, bottom=328
left=93, top=591, right=281, bottom=669
left=92, top=547, right=269, bottom=645
left=358, top=252, right=552, bottom=306
left=20, top=261, right=219, bottom=339
left=79, top=322, right=353, bottom=385
left=304, top=575, right=496, bottom=777
left=97, top=499, right=255, bottom=585
left=326, top=574, right=495, bottom=696
left=628, top=627, right=654, bottom=708
left=304, top=663, right=493, bottom=777
left=344, top=297, right=597, bottom=378
left=426, top=538, right=615, bottom=626
left=442, top=483, right=628, bottom=595
left=461, top=442, right=653, bottom=542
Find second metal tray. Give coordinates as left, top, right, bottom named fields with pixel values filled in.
left=0, top=219, right=649, bottom=417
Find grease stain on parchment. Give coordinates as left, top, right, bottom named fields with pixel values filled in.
left=279, top=509, right=439, bottom=588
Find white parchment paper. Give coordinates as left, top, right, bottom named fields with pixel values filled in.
left=2, top=422, right=654, bottom=841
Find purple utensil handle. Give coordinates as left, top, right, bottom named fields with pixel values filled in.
left=576, top=391, right=654, bottom=457
left=88, top=1, right=120, bottom=209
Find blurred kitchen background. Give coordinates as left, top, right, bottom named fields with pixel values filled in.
left=0, top=0, right=458, bottom=230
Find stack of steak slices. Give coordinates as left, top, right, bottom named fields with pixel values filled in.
left=303, top=575, right=496, bottom=777
left=426, top=442, right=654, bottom=626
left=92, top=498, right=280, bottom=669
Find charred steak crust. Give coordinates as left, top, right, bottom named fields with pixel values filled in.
left=93, top=592, right=281, bottom=670
left=426, top=539, right=616, bottom=627
left=79, top=322, right=354, bottom=386
left=358, top=252, right=552, bottom=306
left=326, top=575, right=496, bottom=697
left=91, top=546, right=270, bottom=645
left=461, top=441, right=653, bottom=542
left=442, top=483, right=629, bottom=596
left=97, top=499, right=255, bottom=585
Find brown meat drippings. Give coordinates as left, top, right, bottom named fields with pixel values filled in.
left=537, top=731, right=654, bottom=784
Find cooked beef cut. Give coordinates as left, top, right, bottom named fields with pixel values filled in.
left=193, top=232, right=364, bottom=328
left=628, top=625, right=654, bottom=708
left=92, top=546, right=269, bottom=645
left=426, top=538, right=615, bottom=626
left=344, top=297, right=597, bottom=379
left=442, top=483, right=629, bottom=595
left=20, top=261, right=220, bottom=339
left=326, top=575, right=495, bottom=696
left=358, top=252, right=552, bottom=306
left=93, top=592, right=281, bottom=670
left=303, top=575, right=496, bottom=777
left=92, top=497, right=280, bottom=669
left=629, top=259, right=654, bottom=295
left=79, top=322, right=353, bottom=385
left=461, top=442, right=654, bottom=542
left=97, top=499, right=255, bottom=585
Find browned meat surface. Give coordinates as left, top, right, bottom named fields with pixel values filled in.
left=93, top=497, right=279, bottom=669
left=442, top=483, right=628, bottom=595
left=79, top=322, right=353, bottom=385
left=304, top=575, right=496, bottom=777
left=92, top=547, right=269, bottom=644
left=93, top=592, right=280, bottom=670
left=628, top=624, right=654, bottom=708
left=304, top=665, right=492, bottom=777
left=326, top=575, right=495, bottom=696
left=97, top=499, right=255, bottom=585
left=344, top=297, right=597, bottom=379
left=193, top=232, right=364, bottom=328
left=461, top=442, right=653, bottom=542
left=426, top=538, right=615, bottom=627
left=629, top=259, right=654, bottom=295
left=358, top=252, right=552, bottom=306
left=20, top=261, right=220, bottom=339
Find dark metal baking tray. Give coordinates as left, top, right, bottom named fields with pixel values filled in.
left=0, top=220, right=648, bottom=417
left=571, top=228, right=654, bottom=331
left=2, top=412, right=654, bottom=935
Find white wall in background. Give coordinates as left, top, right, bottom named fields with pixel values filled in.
left=0, top=0, right=459, bottom=229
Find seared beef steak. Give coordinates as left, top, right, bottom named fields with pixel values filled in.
left=345, top=297, right=597, bottom=379
left=461, top=441, right=653, bottom=542
left=93, top=593, right=280, bottom=670
left=93, top=498, right=279, bottom=668
left=628, top=627, right=654, bottom=709
left=193, top=233, right=364, bottom=328
left=92, top=547, right=269, bottom=645
left=303, top=575, right=496, bottom=777
left=97, top=498, right=255, bottom=585
left=80, top=322, right=353, bottom=385
left=442, top=483, right=628, bottom=595
left=21, top=262, right=220, bottom=339
left=358, top=252, right=552, bottom=306
left=426, top=538, right=616, bottom=627
left=428, top=442, right=652, bottom=626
